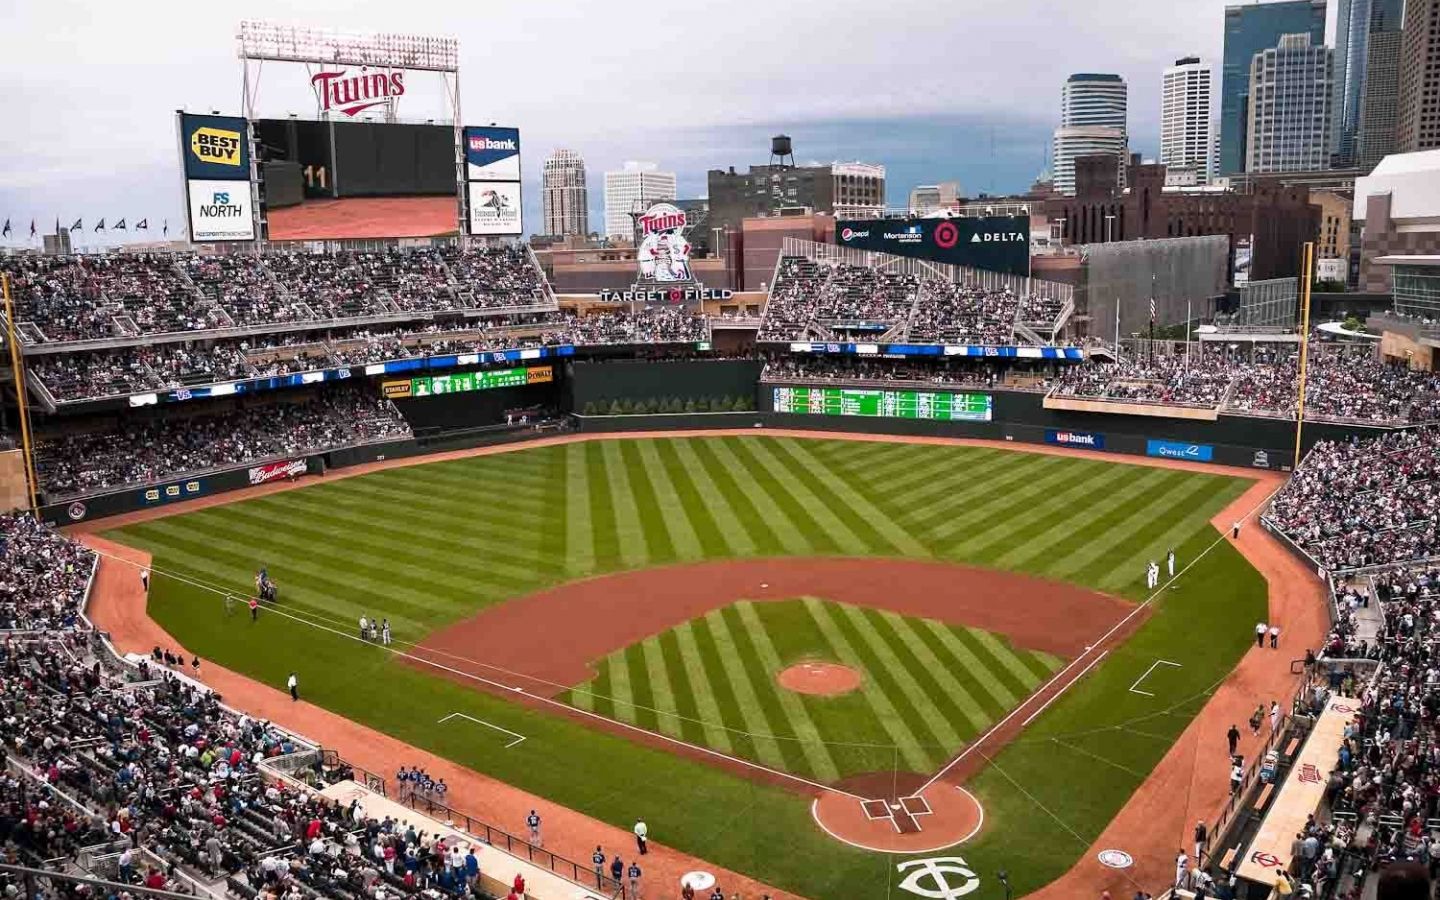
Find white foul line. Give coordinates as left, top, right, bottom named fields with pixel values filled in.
left=918, top=478, right=1286, bottom=794
left=1127, top=659, right=1183, bottom=697
left=1022, top=651, right=1108, bottom=727
left=438, top=712, right=527, bottom=749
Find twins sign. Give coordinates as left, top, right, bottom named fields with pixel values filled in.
left=638, top=203, right=693, bottom=283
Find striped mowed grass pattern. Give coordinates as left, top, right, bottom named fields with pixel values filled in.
left=564, top=598, right=1063, bottom=782
left=107, top=436, right=1249, bottom=647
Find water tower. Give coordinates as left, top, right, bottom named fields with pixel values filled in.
left=769, top=134, right=795, bottom=168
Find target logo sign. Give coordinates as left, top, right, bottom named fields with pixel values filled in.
left=933, top=221, right=959, bottom=249
left=668, top=288, right=682, bottom=304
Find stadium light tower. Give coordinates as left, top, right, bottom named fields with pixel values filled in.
left=235, top=20, right=466, bottom=239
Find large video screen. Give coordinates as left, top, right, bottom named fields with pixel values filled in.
left=835, top=216, right=1031, bottom=276
left=256, top=118, right=457, bottom=240
left=772, top=386, right=992, bottom=421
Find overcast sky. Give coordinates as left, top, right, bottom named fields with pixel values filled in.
left=0, top=0, right=1334, bottom=247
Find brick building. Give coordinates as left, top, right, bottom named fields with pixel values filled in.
left=1042, top=154, right=1319, bottom=280
left=1353, top=149, right=1440, bottom=292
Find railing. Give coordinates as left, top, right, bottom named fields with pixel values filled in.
left=395, top=786, right=626, bottom=898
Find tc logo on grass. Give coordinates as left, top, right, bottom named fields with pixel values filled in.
left=896, top=857, right=981, bottom=898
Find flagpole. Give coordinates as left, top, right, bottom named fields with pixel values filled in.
left=1293, top=242, right=1315, bottom=470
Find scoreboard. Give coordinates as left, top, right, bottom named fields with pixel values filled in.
left=772, top=387, right=992, bottom=421
left=383, top=365, right=553, bottom=399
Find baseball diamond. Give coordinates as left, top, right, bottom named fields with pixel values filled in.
left=8, top=11, right=1417, bottom=899
left=94, top=434, right=1270, bottom=898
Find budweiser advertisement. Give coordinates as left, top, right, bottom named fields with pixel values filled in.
left=249, top=459, right=309, bottom=486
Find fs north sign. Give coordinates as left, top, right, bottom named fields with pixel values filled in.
left=836, top=215, right=1031, bottom=277
left=187, top=180, right=255, bottom=242
left=179, top=113, right=251, bottom=180
left=311, top=68, right=405, bottom=117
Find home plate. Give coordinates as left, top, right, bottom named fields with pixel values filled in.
left=761, top=583, right=769, bottom=588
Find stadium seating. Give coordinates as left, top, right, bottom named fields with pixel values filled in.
left=756, top=254, right=1054, bottom=346
left=0, top=247, right=555, bottom=345
left=34, top=386, right=411, bottom=499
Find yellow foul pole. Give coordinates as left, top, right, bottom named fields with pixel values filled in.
left=1292, top=242, right=1315, bottom=471
left=2, top=275, right=39, bottom=513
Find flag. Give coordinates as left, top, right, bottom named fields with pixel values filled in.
left=136, top=218, right=148, bottom=231
left=94, top=219, right=105, bottom=233
left=1, top=220, right=9, bottom=238
left=70, top=218, right=82, bottom=232
left=113, top=218, right=126, bottom=231
left=29, top=220, right=36, bottom=239
left=1149, top=297, right=1156, bottom=323
left=162, top=219, right=169, bottom=237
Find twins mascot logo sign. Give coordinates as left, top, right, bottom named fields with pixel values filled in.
left=638, top=203, right=693, bottom=283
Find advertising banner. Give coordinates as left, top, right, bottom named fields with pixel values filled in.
left=468, top=181, right=523, bottom=235
left=835, top=216, right=1031, bottom=276
left=463, top=126, right=522, bottom=181
left=1145, top=439, right=1214, bottom=462
left=141, top=479, right=205, bottom=505
left=637, top=203, right=693, bottom=283
left=187, top=180, right=256, bottom=242
left=249, top=459, right=308, bottom=486
left=1045, top=430, right=1105, bottom=450
left=179, top=113, right=250, bottom=180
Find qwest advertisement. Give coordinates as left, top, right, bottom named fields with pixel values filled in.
left=464, top=126, right=521, bottom=181
left=835, top=216, right=1031, bottom=276
left=187, top=180, right=256, bottom=242
left=1146, top=440, right=1214, bottom=462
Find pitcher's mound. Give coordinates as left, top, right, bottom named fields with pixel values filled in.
left=778, top=661, right=861, bottom=696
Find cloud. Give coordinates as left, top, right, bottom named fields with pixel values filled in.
left=0, top=0, right=1254, bottom=246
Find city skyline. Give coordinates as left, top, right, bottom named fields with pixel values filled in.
left=0, top=0, right=1326, bottom=245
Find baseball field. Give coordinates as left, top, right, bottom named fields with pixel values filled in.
left=102, top=434, right=1268, bottom=899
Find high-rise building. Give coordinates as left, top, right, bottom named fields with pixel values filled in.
left=1161, top=57, right=1216, bottom=184
left=1220, top=0, right=1327, bottom=175
left=602, top=161, right=677, bottom=240
left=1245, top=33, right=1335, bottom=173
left=1052, top=126, right=1128, bottom=195
left=1333, top=0, right=1404, bottom=166
left=1052, top=73, right=1128, bottom=196
left=540, top=149, right=589, bottom=238
left=1356, top=0, right=1406, bottom=168
left=908, top=181, right=963, bottom=214
left=1396, top=0, right=1440, bottom=153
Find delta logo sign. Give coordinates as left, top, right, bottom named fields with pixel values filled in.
left=311, top=68, right=406, bottom=117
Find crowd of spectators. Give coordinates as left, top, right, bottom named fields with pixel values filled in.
left=0, top=631, right=518, bottom=899
left=757, top=255, right=1060, bottom=346
left=1267, top=428, right=1440, bottom=571
left=0, top=515, right=94, bottom=631
left=1050, top=353, right=1233, bottom=408
left=28, top=307, right=713, bottom=403
left=34, top=387, right=411, bottom=499
left=0, top=247, right=552, bottom=345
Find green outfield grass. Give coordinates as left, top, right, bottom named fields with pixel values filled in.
left=106, top=435, right=1267, bottom=899
left=565, top=597, right=1063, bottom=782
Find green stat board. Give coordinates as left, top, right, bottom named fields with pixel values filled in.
left=412, top=367, right=530, bottom=397
left=772, top=386, right=993, bottom=421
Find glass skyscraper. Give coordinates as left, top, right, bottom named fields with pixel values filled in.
left=1219, top=0, right=1327, bottom=175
